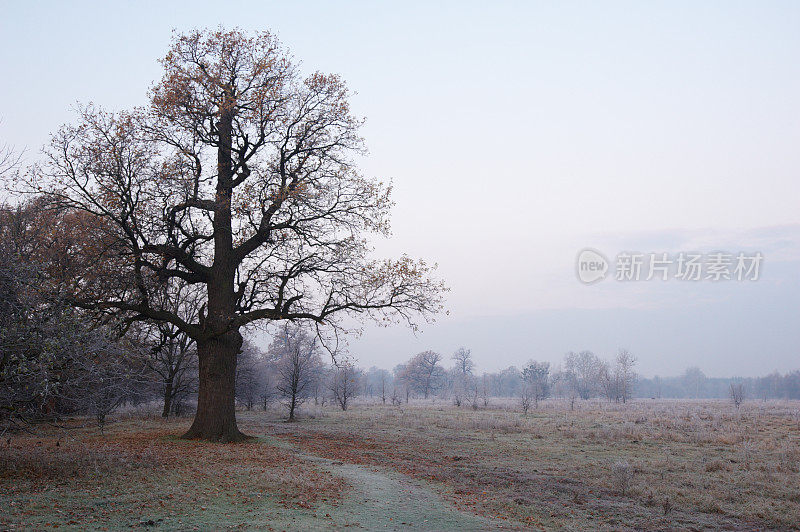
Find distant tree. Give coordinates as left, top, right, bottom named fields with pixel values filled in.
left=564, top=351, right=604, bottom=400
left=781, top=372, right=796, bottom=399
left=480, top=373, right=490, bottom=407
left=365, top=367, right=391, bottom=405
left=598, top=359, right=617, bottom=401
left=235, top=340, right=262, bottom=411
left=755, top=372, right=782, bottom=401
left=393, top=363, right=411, bottom=403
left=145, top=321, right=197, bottom=417
left=390, top=386, right=403, bottom=406
left=522, top=360, right=550, bottom=408
left=310, top=365, right=330, bottom=406
left=467, top=376, right=481, bottom=410
left=401, top=351, right=444, bottom=399
left=452, top=347, right=474, bottom=376
left=270, top=324, right=323, bottom=422
left=520, top=385, right=533, bottom=414
left=379, top=369, right=389, bottom=404
left=729, top=382, right=745, bottom=409
left=259, top=370, right=274, bottom=411
left=652, top=375, right=663, bottom=399
left=449, top=368, right=463, bottom=407
left=450, top=347, right=475, bottom=407
left=141, top=281, right=202, bottom=417
left=549, top=367, right=577, bottom=408
left=615, top=349, right=637, bottom=404
left=497, top=366, right=523, bottom=397
left=330, top=361, right=360, bottom=411
left=682, top=367, right=707, bottom=399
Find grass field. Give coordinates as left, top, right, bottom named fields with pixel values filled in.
left=2, top=399, right=799, bottom=530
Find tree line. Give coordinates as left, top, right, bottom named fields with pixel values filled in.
left=387, top=348, right=639, bottom=411
left=638, top=366, right=800, bottom=400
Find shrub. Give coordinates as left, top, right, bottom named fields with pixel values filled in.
left=611, top=460, right=634, bottom=495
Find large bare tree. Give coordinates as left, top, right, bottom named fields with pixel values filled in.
left=29, top=29, right=445, bottom=441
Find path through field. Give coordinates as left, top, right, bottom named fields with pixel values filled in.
left=264, top=435, right=516, bottom=530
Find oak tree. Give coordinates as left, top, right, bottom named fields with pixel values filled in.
left=31, top=29, right=444, bottom=441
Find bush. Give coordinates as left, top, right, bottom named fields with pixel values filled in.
left=611, top=460, right=634, bottom=495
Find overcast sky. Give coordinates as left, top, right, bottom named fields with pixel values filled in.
left=1, top=1, right=798, bottom=376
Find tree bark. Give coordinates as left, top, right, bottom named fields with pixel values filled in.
left=182, top=331, right=247, bottom=442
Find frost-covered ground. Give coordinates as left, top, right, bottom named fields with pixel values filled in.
left=3, top=399, right=798, bottom=530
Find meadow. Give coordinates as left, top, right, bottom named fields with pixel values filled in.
left=2, top=399, right=799, bottom=530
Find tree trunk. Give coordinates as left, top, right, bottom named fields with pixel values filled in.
left=182, top=331, right=248, bottom=442
left=181, top=98, right=247, bottom=442
left=288, top=392, right=296, bottom=421
left=162, top=379, right=173, bottom=417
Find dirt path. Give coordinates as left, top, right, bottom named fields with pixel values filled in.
left=264, top=436, right=517, bottom=530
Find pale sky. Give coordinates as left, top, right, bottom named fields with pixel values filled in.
left=1, top=1, right=799, bottom=376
